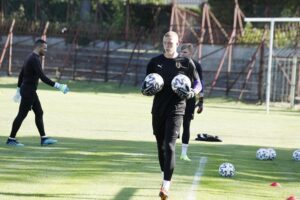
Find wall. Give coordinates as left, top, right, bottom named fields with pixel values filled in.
left=1, top=36, right=289, bottom=101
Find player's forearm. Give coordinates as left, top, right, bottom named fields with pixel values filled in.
left=17, top=69, right=23, bottom=87
left=193, top=79, right=202, bottom=94
left=40, top=74, right=55, bottom=87
left=35, top=63, right=55, bottom=87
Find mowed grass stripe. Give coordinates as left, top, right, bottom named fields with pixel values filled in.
left=0, top=77, right=299, bottom=200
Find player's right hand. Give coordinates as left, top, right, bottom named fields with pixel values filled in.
left=141, top=85, right=156, bottom=96
left=141, top=81, right=156, bottom=96
left=12, top=87, right=21, bottom=103
left=54, top=82, right=70, bottom=94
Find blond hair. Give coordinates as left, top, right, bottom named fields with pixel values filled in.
left=163, top=31, right=179, bottom=41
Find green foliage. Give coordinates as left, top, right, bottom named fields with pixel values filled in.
left=3, top=0, right=73, bottom=22
left=274, top=26, right=299, bottom=47
left=237, top=22, right=300, bottom=48
left=237, top=22, right=265, bottom=44
left=2, top=0, right=300, bottom=47
left=208, top=0, right=300, bottom=26
left=129, top=4, right=170, bottom=29
left=2, top=0, right=168, bottom=28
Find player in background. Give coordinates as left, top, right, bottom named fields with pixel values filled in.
left=141, top=31, right=202, bottom=199
left=179, top=43, right=204, bottom=161
left=7, top=39, right=69, bottom=147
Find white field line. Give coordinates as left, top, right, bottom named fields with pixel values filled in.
left=187, top=157, right=208, bottom=200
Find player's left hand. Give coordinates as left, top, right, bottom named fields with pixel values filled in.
left=54, top=82, right=70, bottom=94
left=12, top=87, right=21, bottom=103
left=195, top=99, right=203, bottom=114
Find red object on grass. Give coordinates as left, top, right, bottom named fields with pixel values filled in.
left=270, top=182, right=281, bottom=187
left=286, top=196, right=297, bottom=200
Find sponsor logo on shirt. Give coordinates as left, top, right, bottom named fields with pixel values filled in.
left=157, top=64, right=163, bottom=69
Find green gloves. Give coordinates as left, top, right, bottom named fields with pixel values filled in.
left=54, top=83, right=69, bottom=94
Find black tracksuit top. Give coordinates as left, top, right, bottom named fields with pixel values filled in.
left=17, top=52, right=55, bottom=91
left=146, top=54, right=200, bottom=117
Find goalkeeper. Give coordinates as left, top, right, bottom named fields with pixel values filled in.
left=7, top=39, right=69, bottom=147
left=179, top=43, right=204, bottom=161
left=141, top=31, right=201, bottom=200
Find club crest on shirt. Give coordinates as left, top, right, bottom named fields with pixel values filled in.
left=175, top=61, right=182, bottom=69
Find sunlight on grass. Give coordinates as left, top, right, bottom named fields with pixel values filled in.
left=0, top=77, right=299, bottom=200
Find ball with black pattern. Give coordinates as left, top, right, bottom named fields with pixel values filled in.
left=256, top=148, right=269, bottom=160
left=143, top=73, right=164, bottom=94
left=219, top=162, right=235, bottom=177
left=267, top=148, right=277, bottom=160
left=292, top=149, right=300, bottom=161
left=171, top=74, right=191, bottom=94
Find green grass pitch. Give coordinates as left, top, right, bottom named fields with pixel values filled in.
left=0, top=77, right=299, bottom=200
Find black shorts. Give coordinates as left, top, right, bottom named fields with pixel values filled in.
left=20, top=86, right=42, bottom=112
left=152, top=114, right=183, bottom=137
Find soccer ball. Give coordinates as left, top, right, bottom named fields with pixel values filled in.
left=171, top=74, right=191, bottom=94
left=267, top=148, right=277, bottom=160
left=292, top=149, right=300, bottom=161
left=143, top=73, right=164, bottom=94
left=218, top=162, right=235, bottom=177
left=256, top=148, right=269, bottom=160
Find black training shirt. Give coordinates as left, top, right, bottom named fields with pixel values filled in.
left=146, top=54, right=200, bottom=117
left=17, top=52, right=55, bottom=90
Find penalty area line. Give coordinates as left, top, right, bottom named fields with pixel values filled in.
left=186, top=156, right=207, bottom=200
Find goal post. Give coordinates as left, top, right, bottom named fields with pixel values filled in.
left=244, top=17, right=300, bottom=114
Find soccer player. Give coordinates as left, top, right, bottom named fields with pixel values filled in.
left=7, top=39, right=69, bottom=147
left=179, top=43, right=204, bottom=161
left=141, top=31, right=201, bottom=199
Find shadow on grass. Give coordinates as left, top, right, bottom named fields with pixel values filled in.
left=0, top=189, right=140, bottom=200
left=0, top=192, right=99, bottom=199
left=0, top=136, right=299, bottom=199
left=113, top=187, right=138, bottom=200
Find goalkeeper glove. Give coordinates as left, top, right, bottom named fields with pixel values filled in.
left=54, top=82, right=69, bottom=94
left=196, top=98, right=204, bottom=114
left=141, top=86, right=156, bottom=96
left=141, top=81, right=156, bottom=96
left=176, top=88, right=195, bottom=99
left=13, top=87, right=21, bottom=103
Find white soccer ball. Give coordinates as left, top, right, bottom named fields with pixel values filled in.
left=256, top=148, right=269, bottom=160
left=143, top=73, right=164, bottom=94
left=171, top=74, right=191, bottom=94
left=218, top=162, right=235, bottom=177
left=267, top=148, right=277, bottom=160
left=292, top=149, right=300, bottom=161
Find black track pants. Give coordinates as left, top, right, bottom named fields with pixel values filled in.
left=182, top=115, right=192, bottom=144
left=10, top=91, right=45, bottom=138
left=153, top=114, right=183, bottom=181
